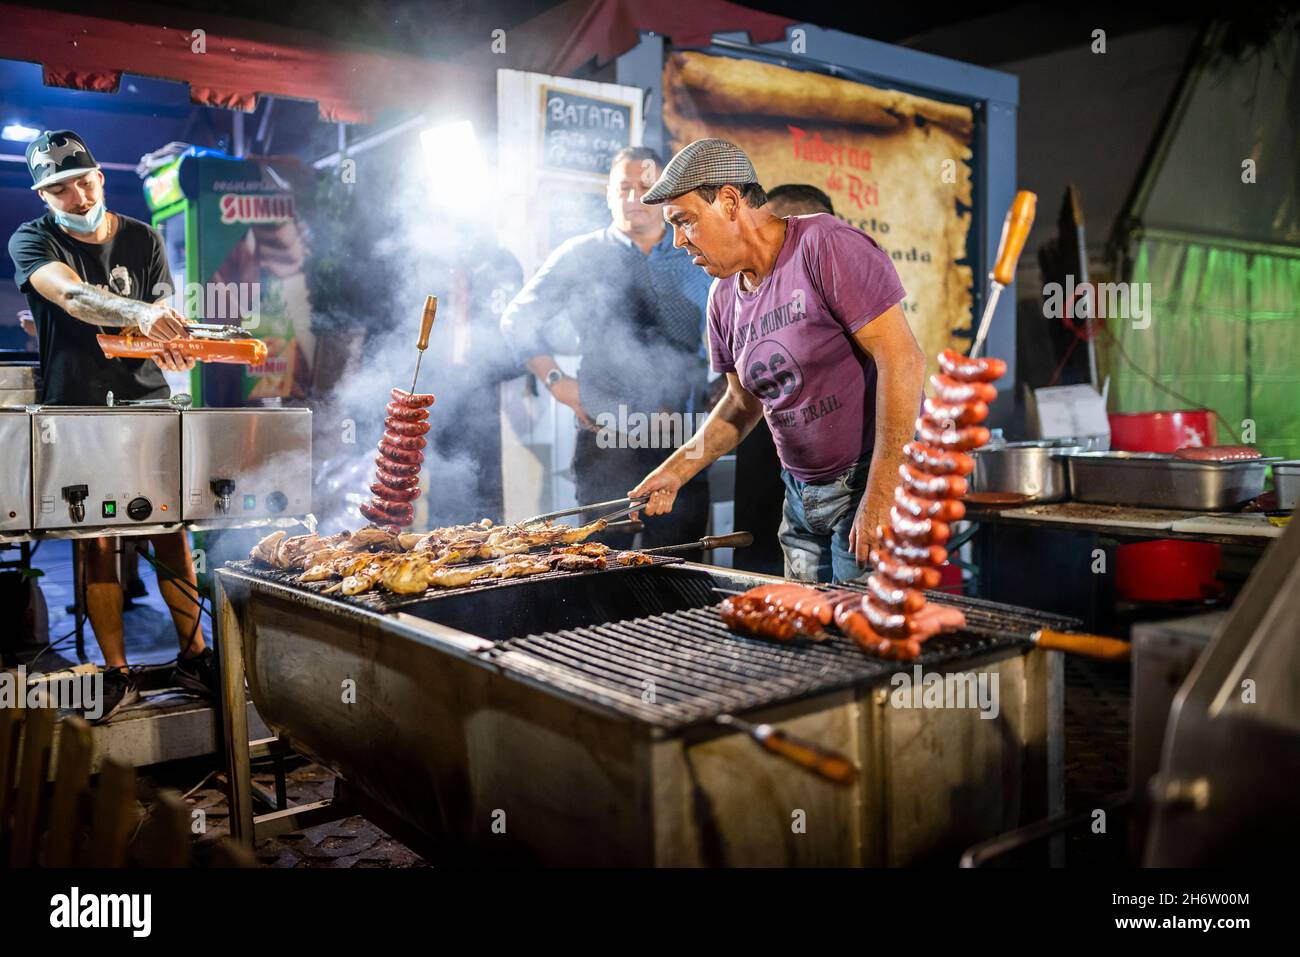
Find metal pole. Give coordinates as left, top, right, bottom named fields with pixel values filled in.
left=214, top=573, right=255, bottom=847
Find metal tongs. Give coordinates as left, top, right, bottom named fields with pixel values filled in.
left=521, top=495, right=650, bottom=527
left=185, top=322, right=251, bottom=340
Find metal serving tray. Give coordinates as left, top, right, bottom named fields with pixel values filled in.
left=1066, top=451, right=1267, bottom=511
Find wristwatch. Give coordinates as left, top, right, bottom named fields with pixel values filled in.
left=544, top=368, right=565, bottom=389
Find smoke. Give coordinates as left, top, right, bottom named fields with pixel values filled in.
left=309, top=152, right=498, bottom=534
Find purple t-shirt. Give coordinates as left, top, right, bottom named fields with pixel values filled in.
left=708, top=213, right=906, bottom=483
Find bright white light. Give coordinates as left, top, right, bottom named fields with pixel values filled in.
left=419, top=120, right=489, bottom=213
left=3, top=124, right=39, bottom=143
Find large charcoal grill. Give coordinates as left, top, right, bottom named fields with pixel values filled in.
left=215, top=560, right=1067, bottom=866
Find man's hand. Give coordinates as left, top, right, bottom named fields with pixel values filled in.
left=847, top=482, right=891, bottom=566
left=151, top=345, right=197, bottom=373
left=17, top=309, right=36, bottom=338
left=138, top=302, right=191, bottom=342
left=548, top=375, right=597, bottom=431
left=628, top=467, right=683, bottom=518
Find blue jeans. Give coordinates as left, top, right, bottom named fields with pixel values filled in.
left=778, top=455, right=872, bottom=583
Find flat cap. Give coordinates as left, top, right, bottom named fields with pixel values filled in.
left=641, top=138, right=758, bottom=205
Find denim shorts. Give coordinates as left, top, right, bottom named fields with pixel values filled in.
left=777, top=454, right=872, bottom=583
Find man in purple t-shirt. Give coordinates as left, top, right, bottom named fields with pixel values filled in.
left=630, top=139, right=925, bottom=582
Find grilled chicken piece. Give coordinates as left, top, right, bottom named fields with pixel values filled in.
left=379, top=554, right=433, bottom=595
left=397, top=532, right=426, bottom=551
left=558, top=519, right=608, bottom=544
left=350, top=526, right=401, bottom=551
left=550, top=553, right=606, bottom=572
left=551, top=542, right=611, bottom=558
left=330, top=566, right=387, bottom=596
left=426, top=564, right=494, bottom=589
left=299, top=552, right=374, bottom=582
left=489, top=554, right=552, bottom=578
left=615, top=550, right=653, bottom=566
left=250, top=531, right=286, bottom=564
left=273, top=534, right=322, bottom=570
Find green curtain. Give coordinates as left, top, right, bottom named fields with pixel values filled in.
left=1105, top=236, right=1300, bottom=459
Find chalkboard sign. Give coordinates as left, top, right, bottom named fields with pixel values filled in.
left=541, top=86, right=633, bottom=175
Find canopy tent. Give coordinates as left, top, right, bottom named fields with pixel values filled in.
left=456, top=0, right=794, bottom=76
left=2, top=0, right=794, bottom=124
left=1105, top=19, right=1300, bottom=459
left=0, top=1, right=477, bottom=123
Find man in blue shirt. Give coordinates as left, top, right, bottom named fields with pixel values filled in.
left=500, top=146, right=713, bottom=550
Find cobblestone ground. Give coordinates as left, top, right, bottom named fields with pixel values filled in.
left=149, top=760, right=427, bottom=868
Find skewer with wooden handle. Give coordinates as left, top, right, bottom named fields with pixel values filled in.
left=410, top=295, right=438, bottom=394
left=714, top=714, right=856, bottom=787
left=1031, top=629, right=1130, bottom=661
left=642, top=532, right=754, bottom=554
left=970, top=190, right=1036, bottom=359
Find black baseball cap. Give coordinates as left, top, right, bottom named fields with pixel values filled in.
left=26, top=130, right=100, bottom=191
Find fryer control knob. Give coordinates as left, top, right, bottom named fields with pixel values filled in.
left=265, top=491, right=288, bottom=514
left=126, top=497, right=153, bottom=522
left=211, top=479, right=236, bottom=514
left=62, top=484, right=88, bottom=524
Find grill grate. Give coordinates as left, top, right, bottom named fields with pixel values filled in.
left=488, top=601, right=1040, bottom=729
left=827, top=582, right=1082, bottom=638
left=226, top=554, right=685, bottom=614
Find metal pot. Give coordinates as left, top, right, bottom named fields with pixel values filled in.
left=971, top=442, right=1081, bottom=503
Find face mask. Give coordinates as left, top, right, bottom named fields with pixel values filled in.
left=53, top=201, right=106, bottom=234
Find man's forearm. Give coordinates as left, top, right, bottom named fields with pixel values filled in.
left=61, top=283, right=157, bottom=329
left=658, top=391, right=763, bottom=483
left=865, top=349, right=926, bottom=502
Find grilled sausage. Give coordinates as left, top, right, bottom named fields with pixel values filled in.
left=378, top=441, right=424, bottom=465
left=930, top=374, right=998, bottom=405
left=373, top=454, right=419, bottom=477
left=370, top=482, right=421, bottom=502
left=938, top=349, right=1007, bottom=382
left=390, top=388, right=435, bottom=408
left=385, top=418, right=431, bottom=437
left=385, top=401, right=429, bottom=423
left=894, top=485, right=966, bottom=522
left=916, top=419, right=992, bottom=451
left=381, top=430, right=427, bottom=451
left=903, top=441, right=975, bottom=476
left=1172, top=445, right=1261, bottom=462
left=374, top=467, right=420, bottom=490
left=899, top=462, right=968, bottom=500
left=871, top=550, right=942, bottom=590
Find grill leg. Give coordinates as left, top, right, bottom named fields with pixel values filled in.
left=214, top=574, right=255, bottom=849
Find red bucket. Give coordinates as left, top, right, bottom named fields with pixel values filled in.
left=1108, top=409, right=1215, bottom=452
left=1109, top=409, right=1221, bottom=602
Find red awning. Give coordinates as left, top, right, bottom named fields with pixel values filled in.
left=1, top=0, right=796, bottom=124
left=464, top=0, right=796, bottom=75
left=0, top=2, right=478, bottom=124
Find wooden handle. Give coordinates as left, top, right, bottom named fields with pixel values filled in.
left=991, top=190, right=1037, bottom=286
left=760, top=728, right=857, bottom=787
left=699, top=532, right=754, bottom=551
left=417, top=295, right=438, bottom=350
left=1035, top=629, right=1130, bottom=662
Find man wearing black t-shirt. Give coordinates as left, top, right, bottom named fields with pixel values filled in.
left=7, top=130, right=217, bottom=721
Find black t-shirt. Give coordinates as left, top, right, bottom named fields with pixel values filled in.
left=8, top=212, right=170, bottom=405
